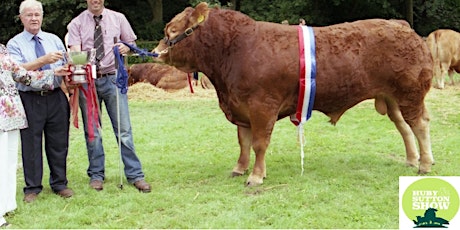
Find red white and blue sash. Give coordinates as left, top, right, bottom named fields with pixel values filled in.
left=291, top=25, right=316, bottom=175
left=291, top=25, right=316, bottom=126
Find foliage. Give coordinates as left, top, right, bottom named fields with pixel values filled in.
left=0, top=0, right=190, bottom=44
left=413, top=0, right=460, bottom=36
left=0, top=0, right=25, bottom=44
left=1, top=0, right=460, bottom=44
left=239, top=0, right=313, bottom=24
left=190, top=0, right=222, bottom=7
left=40, top=0, right=86, bottom=38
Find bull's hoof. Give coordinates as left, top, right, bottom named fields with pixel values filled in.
left=245, top=173, right=263, bottom=187
left=434, top=85, right=445, bottom=90
left=418, top=169, right=430, bottom=175
left=231, top=166, right=247, bottom=177
left=417, top=165, right=432, bottom=174
left=245, top=180, right=262, bottom=187
left=231, top=171, right=244, bottom=177
left=405, top=159, right=418, bottom=167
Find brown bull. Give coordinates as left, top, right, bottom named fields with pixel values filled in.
left=153, top=2, right=434, bottom=186
left=426, top=29, right=460, bottom=89
left=128, top=63, right=188, bottom=91
left=128, top=63, right=213, bottom=91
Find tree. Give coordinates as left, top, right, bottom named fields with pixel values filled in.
left=1, top=0, right=22, bottom=44
left=406, top=0, right=413, bottom=27
left=148, top=0, right=163, bottom=23
left=413, top=0, right=460, bottom=36
left=1, top=0, right=459, bottom=44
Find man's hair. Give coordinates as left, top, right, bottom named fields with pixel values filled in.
left=19, top=0, right=43, bottom=15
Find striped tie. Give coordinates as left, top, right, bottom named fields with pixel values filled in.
left=33, top=35, right=50, bottom=70
left=94, top=15, right=104, bottom=67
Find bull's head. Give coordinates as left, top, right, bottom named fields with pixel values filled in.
left=152, top=2, right=210, bottom=73
left=153, top=2, right=210, bottom=58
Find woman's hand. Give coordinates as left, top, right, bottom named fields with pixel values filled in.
left=53, top=65, right=72, bottom=76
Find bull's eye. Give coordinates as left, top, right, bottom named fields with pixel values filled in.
left=169, top=27, right=177, bottom=34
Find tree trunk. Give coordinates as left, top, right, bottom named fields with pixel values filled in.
left=405, top=0, right=413, bottom=27
left=147, top=0, right=163, bottom=23
left=229, top=0, right=241, bottom=11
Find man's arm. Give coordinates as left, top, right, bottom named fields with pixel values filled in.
left=21, top=55, right=50, bottom=71
left=19, top=51, right=64, bottom=71
left=7, top=36, right=64, bottom=71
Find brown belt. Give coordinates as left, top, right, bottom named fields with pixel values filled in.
left=96, top=72, right=116, bottom=78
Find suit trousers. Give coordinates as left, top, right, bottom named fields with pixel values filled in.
left=19, top=89, right=70, bottom=194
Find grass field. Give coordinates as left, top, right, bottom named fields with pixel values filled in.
left=7, top=80, right=460, bottom=229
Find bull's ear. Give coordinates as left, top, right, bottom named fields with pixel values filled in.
left=191, top=2, right=209, bottom=26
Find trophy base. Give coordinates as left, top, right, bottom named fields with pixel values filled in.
left=70, top=74, right=88, bottom=84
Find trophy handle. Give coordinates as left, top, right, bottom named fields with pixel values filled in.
left=89, top=48, right=96, bottom=64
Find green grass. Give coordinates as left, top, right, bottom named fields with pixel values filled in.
left=7, top=83, right=460, bottom=229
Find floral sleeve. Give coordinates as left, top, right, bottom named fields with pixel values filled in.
left=0, top=44, right=55, bottom=90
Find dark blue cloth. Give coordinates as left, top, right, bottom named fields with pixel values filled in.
left=33, top=35, right=51, bottom=70
left=113, top=41, right=159, bottom=94
left=113, top=46, right=129, bottom=94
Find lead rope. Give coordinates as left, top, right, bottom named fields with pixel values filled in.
left=113, top=41, right=158, bottom=95
left=113, top=46, right=128, bottom=94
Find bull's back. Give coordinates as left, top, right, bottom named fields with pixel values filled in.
left=426, top=31, right=438, bottom=61
left=312, top=19, right=431, bottom=113
left=426, top=29, right=460, bottom=75
left=436, top=30, right=460, bottom=68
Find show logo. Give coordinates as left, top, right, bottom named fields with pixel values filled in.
left=399, top=177, right=459, bottom=229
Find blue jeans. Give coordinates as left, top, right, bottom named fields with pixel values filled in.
left=78, top=74, right=144, bottom=184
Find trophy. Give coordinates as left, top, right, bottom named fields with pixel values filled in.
left=67, top=50, right=95, bottom=84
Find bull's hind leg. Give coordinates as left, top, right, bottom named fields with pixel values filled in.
left=385, top=99, right=419, bottom=167
left=438, top=64, right=450, bottom=89
left=408, top=105, right=434, bottom=174
left=232, top=126, right=252, bottom=176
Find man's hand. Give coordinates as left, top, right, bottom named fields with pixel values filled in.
left=43, top=51, right=64, bottom=64
left=114, top=43, right=130, bottom=55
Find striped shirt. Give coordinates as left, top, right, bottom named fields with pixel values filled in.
left=67, top=8, right=137, bottom=75
left=6, top=30, right=65, bottom=92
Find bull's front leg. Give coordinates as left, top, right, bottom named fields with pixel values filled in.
left=245, top=119, right=275, bottom=187
left=232, top=126, right=252, bottom=176
left=448, top=69, right=456, bottom=86
left=246, top=151, right=266, bottom=186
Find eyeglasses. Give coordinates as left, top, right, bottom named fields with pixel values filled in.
left=22, top=13, right=42, bottom=19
